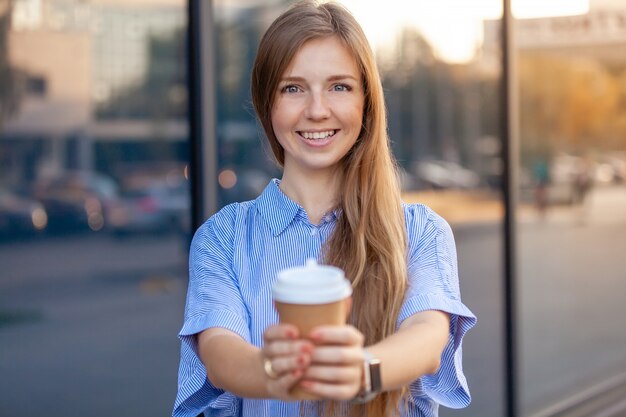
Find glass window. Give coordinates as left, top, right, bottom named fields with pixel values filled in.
left=213, top=1, right=283, bottom=206
left=514, top=1, right=626, bottom=415
left=0, top=1, right=189, bottom=415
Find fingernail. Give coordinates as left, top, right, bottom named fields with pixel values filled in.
left=300, top=344, right=311, bottom=354
left=292, top=369, right=301, bottom=378
left=299, top=380, right=313, bottom=388
left=297, top=355, right=308, bottom=366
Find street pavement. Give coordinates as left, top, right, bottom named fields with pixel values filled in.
left=444, top=185, right=626, bottom=417
left=0, top=234, right=188, bottom=417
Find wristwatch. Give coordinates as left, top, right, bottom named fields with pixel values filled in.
left=351, top=350, right=382, bottom=404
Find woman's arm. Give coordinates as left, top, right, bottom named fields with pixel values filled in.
left=299, top=310, right=450, bottom=398
left=369, top=310, right=450, bottom=390
left=197, top=325, right=314, bottom=400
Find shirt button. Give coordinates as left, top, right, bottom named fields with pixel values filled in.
left=311, top=228, right=318, bottom=236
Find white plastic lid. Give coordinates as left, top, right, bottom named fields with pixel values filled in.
left=272, top=258, right=352, bottom=304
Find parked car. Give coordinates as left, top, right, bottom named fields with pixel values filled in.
left=413, top=160, right=481, bottom=189
left=595, top=154, right=625, bottom=184
left=108, top=182, right=190, bottom=235
left=31, top=171, right=122, bottom=234
left=0, top=188, right=48, bottom=240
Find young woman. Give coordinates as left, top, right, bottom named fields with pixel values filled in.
left=173, top=2, right=476, bottom=416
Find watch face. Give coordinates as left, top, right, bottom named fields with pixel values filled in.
left=369, top=358, right=382, bottom=392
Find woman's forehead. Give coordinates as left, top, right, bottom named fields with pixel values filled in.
left=280, top=36, right=361, bottom=81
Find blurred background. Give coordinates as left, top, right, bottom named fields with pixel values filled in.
left=0, top=0, right=625, bottom=416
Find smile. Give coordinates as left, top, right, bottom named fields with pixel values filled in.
left=298, top=130, right=337, bottom=140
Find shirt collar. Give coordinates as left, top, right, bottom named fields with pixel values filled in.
left=256, top=179, right=301, bottom=236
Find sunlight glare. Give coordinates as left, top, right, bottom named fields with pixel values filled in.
left=512, top=0, right=589, bottom=19
left=339, top=0, right=589, bottom=63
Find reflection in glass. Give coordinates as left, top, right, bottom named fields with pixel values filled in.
left=0, top=1, right=189, bottom=415
left=213, top=1, right=284, bottom=206
left=515, top=1, right=626, bottom=415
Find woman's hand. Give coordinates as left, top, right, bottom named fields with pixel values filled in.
left=261, top=323, right=314, bottom=401
left=298, top=325, right=366, bottom=400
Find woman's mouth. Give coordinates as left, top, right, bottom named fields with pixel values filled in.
left=298, top=130, right=337, bottom=140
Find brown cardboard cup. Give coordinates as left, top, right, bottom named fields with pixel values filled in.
left=271, top=259, right=352, bottom=400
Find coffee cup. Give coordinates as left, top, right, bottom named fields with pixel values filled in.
left=272, top=258, right=352, bottom=399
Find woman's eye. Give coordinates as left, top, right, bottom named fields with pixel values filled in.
left=282, top=85, right=300, bottom=93
left=332, top=84, right=351, bottom=92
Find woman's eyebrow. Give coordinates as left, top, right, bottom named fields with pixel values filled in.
left=279, top=76, right=306, bottom=83
left=327, top=74, right=359, bottom=82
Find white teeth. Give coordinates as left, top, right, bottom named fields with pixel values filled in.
left=301, top=130, right=335, bottom=140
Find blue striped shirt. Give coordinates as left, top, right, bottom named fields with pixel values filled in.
left=173, top=179, right=476, bottom=417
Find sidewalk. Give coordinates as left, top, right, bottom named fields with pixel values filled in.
left=403, top=189, right=503, bottom=226
left=403, top=185, right=626, bottom=227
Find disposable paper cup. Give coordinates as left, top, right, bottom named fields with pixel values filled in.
left=272, top=259, right=352, bottom=399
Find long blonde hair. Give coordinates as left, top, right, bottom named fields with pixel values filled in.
left=251, top=2, right=408, bottom=416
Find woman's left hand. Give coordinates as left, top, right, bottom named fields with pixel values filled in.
left=298, top=325, right=366, bottom=400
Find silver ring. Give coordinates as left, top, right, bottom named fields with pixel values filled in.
left=263, top=358, right=278, bottom=379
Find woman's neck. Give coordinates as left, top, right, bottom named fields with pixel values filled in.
left=279, top=167, right=341, bottom=225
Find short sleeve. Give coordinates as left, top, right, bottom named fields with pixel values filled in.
left=173, top=204, right=249, bottom=417
left=400, top=204, right=477, bottom=409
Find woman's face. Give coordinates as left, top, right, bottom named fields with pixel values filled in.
left=271, top=36, right=365, bottom=177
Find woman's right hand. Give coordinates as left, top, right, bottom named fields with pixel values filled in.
left=261, top=323, right=314, bottom=401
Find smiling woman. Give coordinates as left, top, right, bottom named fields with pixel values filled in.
left=271, top=36, right=365, bottom=193
left=174, top=1, right=476, bottom=417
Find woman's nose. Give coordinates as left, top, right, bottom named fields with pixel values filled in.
left=304, top=92, right=331, bottom=120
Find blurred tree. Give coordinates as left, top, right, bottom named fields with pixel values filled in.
left=519, top=53, right=621, bottom=161
left=519, top=54, right=566, bottom=159
left=0, top=1, right=19, bottom=131
left=561, top=59, right=618, bottom=148
left=381, top=28, right=439, bottom=167
left=614, top=69, right=626, bottom=147
left=380, top=26, right=501, bottom=175
left=213, top=5, right=284, bottom=178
